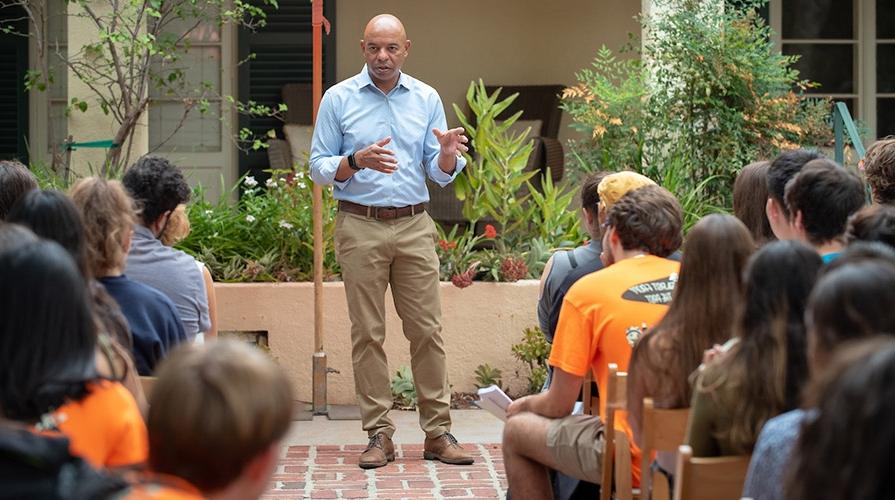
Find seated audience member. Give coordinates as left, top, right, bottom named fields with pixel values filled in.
left=129, top=340, right=293, bottom=499
left=0, top=236, right=148, bottom=468
left=503, top=185, right=684, bottom=499
left=70, top=177, right=188, bottom=375
left=765, top=149, right=822, bottom=240
left=686, top=240, right=822, bottom=457
left=158, top=203, right=218, bottom=340
left=862, top=137, right=895, bottom=205
left=539, top=171, right=655, bottom=345
left=122, top=155, right=211, bottom=340
left=742, top=248, right=895, bottom=500
left=627, top=214, right=754, bottom=478
left=733, top=161, right=775, bottom=246
left=783, top=159, right=866, bottom=262
left=0, top=160, right=37, bottom=220
left=7, top=189, right=147, bottom=409
left=785, top=337, right=895, bottom=500
left=845, top=204, right=895, bottom=248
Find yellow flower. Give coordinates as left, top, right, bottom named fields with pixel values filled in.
left=609, top=117, right=622, bottom=126
left=593, top=126, right=607, bottom=138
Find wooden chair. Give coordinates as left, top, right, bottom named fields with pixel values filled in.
left=139, top=376, right=157, bottom=400
left=583, top=370, right=599, bottom=415
left=672, top=445, right=750, bottom=500
left=640, top=399, right=690, bottom=500
left=600, top=363, right=637, bottom=500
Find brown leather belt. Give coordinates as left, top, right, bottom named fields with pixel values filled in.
left=338, top=200, right=426, bottom=220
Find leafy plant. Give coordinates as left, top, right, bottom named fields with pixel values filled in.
left=562, top=0, right=833, bottom=211
left=474, top=363, right=505, bottom=391
left=177, top=166, right=339, bottom=282
left=390, top=365, right=417, bottom=409
left=511, top=326, right=551, bottom=395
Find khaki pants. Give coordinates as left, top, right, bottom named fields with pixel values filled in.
left=334, top=210, right=451, bottom=439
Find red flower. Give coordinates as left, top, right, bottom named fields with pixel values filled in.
left=483, top=224, right=498, bottom=239
left=438, top=239, right=457, bottom=251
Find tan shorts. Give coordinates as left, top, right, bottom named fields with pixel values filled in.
left=546, top=414, right=606, bottom=484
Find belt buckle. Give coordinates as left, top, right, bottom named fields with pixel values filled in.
left=378, top=207, right=397, bottom=220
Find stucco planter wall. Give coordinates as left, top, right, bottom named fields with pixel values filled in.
left=215, top=281, right=539, bottom=405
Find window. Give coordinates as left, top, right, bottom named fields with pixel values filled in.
left=770, top=0, right=895, bottom=140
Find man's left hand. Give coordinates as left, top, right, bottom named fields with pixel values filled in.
left=506, top=395, right=532, bottom=418
left=433, top=127, right=469, bottom=157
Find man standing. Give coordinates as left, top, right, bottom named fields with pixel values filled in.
left=310, top=14, right=473, bottom=469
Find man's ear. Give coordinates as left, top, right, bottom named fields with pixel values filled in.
left=359, top=39, right=365, bottom=54
left=793, top=210, right=805, bottom=233
left=404, top=39, right=411, bottom=54
left=765, top=197, right=778, bottom=220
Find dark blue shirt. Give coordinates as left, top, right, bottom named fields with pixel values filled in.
left=98, top=275, right=188, bottom=375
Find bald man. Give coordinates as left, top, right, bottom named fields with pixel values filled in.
left=310, top=14, right=473, bottom=469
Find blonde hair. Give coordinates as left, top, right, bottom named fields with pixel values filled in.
left=159, top=204, right=191, bottom=246
left=148, top=340, right=293, bottom=493
left=69, top=177, right=136, bottom=277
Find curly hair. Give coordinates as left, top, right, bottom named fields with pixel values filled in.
left=69, top=177, right=136, bottom=277
left=122, top=155, right=191, bottom=227
left=784, top=159, right=866, bottom=245
left=606, top=185, right=683, bottom=257
left=845, top=204, right=895, bottom=248
left=864, top=137, right=895, bottom=205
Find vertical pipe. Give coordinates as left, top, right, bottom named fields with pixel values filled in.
left=311, top=0, right=327, bottom=415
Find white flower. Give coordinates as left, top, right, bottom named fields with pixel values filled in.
left=279, top=220, right=294, bottom=229
left=245, top=215, right=256, bottom=223
left=244, top=176, right=258, bottom=188
left=297, top=182, right=308, bottom=189
left=266, top=178, right=278, bottom=188
left=204, top=210, right=213, bottom=215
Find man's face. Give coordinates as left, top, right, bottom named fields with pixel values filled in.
left=361, top=26, right=410, bottom=88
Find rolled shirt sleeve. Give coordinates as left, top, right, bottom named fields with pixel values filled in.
left=310, top=91, right=351, bottom=190
left=424, top=93, right=466, bottom=187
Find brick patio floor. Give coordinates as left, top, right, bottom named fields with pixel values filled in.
left=263, top=443, right=507, bottom=500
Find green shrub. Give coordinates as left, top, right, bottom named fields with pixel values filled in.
left=511, top=326, right=551, bottom=395
left=390, top=366, right=417, bottom=409
left=474, top=363, right=505, bottom=390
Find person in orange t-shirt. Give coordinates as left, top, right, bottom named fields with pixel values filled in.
left=0, top=236, right=148, bottom=470
left=127, top=340, right=293, bottom=500
left=503, top=185, right=683, bottom=500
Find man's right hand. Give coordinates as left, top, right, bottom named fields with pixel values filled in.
left=355, top=137, right=398, bottom=174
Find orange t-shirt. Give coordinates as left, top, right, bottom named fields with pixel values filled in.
left=42, top=380, right=148, bottom=468
left=549, top=254, right=679, bottom=486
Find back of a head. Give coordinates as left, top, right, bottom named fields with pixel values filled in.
left=767, top=149, right=822, bottom=217
left=122, top=156, right=191, bottom=227
left=148, top=340, right=293, bottom=494
left=0, top=221, right=38, bottom=253
left=6, top=189, right=90, bottom=278
left=580, top=171, right=610, bottom=216
left=0, top=239, right=97, bottom=421
left=0, top=160, right=38, bottom=220
left=808, top=259, right=895, bottom=356
left=846, top=204, right=895, bottom=248
left=734, top=161, right=775, bottom=245
left=787, top=338, right=895, bottom=500
left=863, top=137, right=895, bottom=205
left=597, top=171, right=656, bottom=222
left=70, top=177, right=137, bottom=278
left=784, top=159, right=866, bottom=245
left=606, top=184, right=683, bottom=257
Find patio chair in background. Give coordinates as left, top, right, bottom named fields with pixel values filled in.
left=640, top=399, right=690, bottom=500
left=672, top=445, right=750, bottom=500
left=600, top=364, right=638, bottom=500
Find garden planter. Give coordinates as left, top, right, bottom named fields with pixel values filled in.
left=215, top=280, right=539, bottom=405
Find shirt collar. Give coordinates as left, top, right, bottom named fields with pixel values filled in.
left=357, top=65, right=411, bottom=93
left=132, top=224, right=156, bottom=240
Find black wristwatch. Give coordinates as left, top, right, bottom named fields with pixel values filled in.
left=347, top=153, right=362, bottom=171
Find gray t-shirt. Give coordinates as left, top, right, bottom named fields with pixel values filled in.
left=537, top=241, right=602, bottom=339
left=741, top=409, right=810, bottom=500
left=125, top=224, right=211, bottom=337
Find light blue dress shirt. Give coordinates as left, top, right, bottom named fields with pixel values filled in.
left=310, top=66, right=466, bottom=207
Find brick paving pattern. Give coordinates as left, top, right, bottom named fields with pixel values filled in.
left=263, top=443, right=506, bottom=500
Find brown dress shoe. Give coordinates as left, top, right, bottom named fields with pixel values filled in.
left=358, top=433, right=395, bottom=469
left=423, top=432, right=475, bottom=465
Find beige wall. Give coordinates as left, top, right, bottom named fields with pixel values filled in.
left=334, top=0, right=640, bottom=144
left=216, top=281, right=540, bottom=405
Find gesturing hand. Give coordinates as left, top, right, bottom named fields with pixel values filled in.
left=433, top=127, right=469, bottom=157
left=355, top=136, right=398, bottom=174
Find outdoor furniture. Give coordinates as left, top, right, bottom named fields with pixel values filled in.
left=672, top=446, right=750, bottom=500
left=600, top=363, right=638, bottom=500
left=640, top=399, right=690, bottom=500
left=427, top=84, right=566, bottom=225
left=268, top=83, right=315, bottom=170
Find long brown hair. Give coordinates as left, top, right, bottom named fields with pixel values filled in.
left=630, top=214, right=754, bottom=408
left=698, top=240, right=822, bottom=454
left=733, top=161, right=775, bottom=246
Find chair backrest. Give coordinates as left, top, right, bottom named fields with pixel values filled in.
left=601, top=363, right=632, bottom=500
left=641, top=398, right=691, bottom=500
left=673, top=445, right=750, bottom=500
left=140, top=376, right=158, bottom=400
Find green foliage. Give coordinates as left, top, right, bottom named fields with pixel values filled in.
left=390, top=366, right=417, bottom=409
left=176, top=167, right=339, bottom=282
left=562, top=0, right=833, bottom=211
left=511, top=326, right=551, bottom=395
left=474, top=363, right=505, bottom=390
